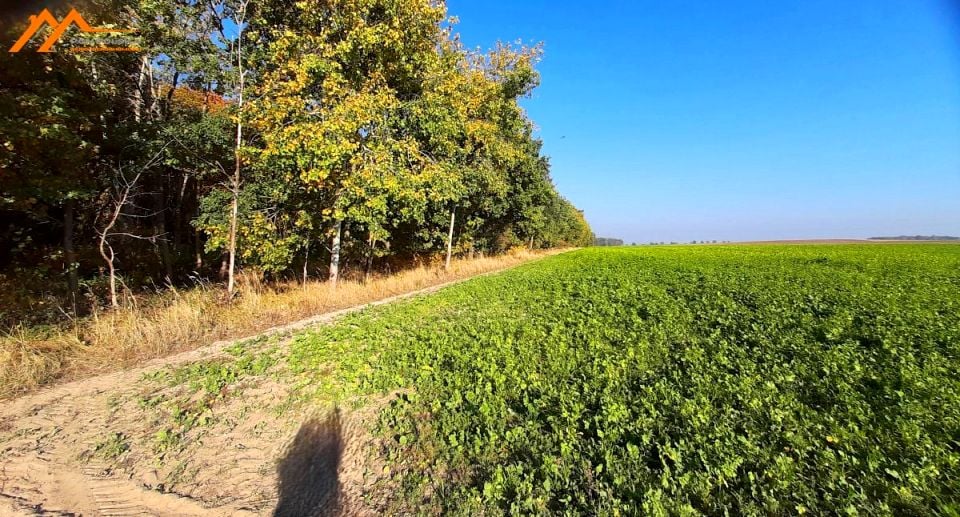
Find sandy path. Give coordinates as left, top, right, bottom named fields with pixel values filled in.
left=0, top=255, right=556, bottom=516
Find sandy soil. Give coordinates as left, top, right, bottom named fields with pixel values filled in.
left=0, top=258, right=548, bottom=516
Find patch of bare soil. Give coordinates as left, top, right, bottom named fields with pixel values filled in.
left=0, top=259, right=538, bottom=516
left=0, top=334, right=391, bottom=516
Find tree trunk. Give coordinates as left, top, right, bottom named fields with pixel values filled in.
left=173, top=175, right=189, bottom=255
left=445, top=209, right=456, bottom=271
left=329, top=220, right=342, bottom=286
left=302, top=242, right=310, bottom=286
left=63, top=199, right=78, bottom=305
left=226, top=5, right=246, bottom=296
left=98, top=237, right=118, bottom=308
left=147, top=58, right=160, bottom=119
left=364, top=238, right=374, bottom=283
left=154, top=190, right=174, bottom=282
left=133, top=54, right=146, bottom=122
left=193, top=184, right=203, bottom=271
left=97, top=171, right=141, bottom=308
left=158, top=234, right=174, bottom=282
left=194, top=228, right=203, bottom=271
left=226, top=187, right=239, bottom=294
left=108, top=260, right=117, bottom=307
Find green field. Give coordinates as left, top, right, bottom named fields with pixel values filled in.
left=289, top=244, right=960, bottom=514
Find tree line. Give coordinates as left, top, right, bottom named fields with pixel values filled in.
left=594, top=237, right=623, bottom=247
left=869, top=236, right=959, bottom=241
left=0, top=0, right=592, bottom=318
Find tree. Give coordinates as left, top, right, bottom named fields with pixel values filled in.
left=0, top=0, right=594, bottom=320
left=224, top=0, right=250, bottom=295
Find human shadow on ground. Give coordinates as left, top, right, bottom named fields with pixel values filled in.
left=274, top=409, right=343, bottom=517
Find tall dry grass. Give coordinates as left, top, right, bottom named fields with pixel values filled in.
left=0, top=250, right=559, bottom=399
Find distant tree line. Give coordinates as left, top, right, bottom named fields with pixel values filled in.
left=0, top=0, right=593, bottom=319
left=594, top=237, right=624, bottom=247
left=869, top=236, right=959, bottom=241
left=643, top=241, right=729, bottom=246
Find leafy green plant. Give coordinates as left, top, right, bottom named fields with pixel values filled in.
left=146, top=346, right=280, bottom=459
left=288, top=244, right=960, bottom=514
left=92, top=432, right=129, bottom=461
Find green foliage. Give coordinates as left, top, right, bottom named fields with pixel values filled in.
left=92, top=432, right=130, bottom=461
left=145, top=345, right=280, bottom=458
left=1, top=0, right=591, bottom=316
left=288, top=244, right=960, bottom=514
left=239, top=0, right=590, bottom=270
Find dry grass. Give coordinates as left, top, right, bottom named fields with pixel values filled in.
left=0, top=249, right=562, bottom=399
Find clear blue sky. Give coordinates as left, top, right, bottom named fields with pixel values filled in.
left=447, top=0, right=960, bottom=242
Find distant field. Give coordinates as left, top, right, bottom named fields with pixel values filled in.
left=735, top=239, right=959, bottom=245
left=289, top=244, right=960, bottom=514
left=736, top=239, right=875, bottom=244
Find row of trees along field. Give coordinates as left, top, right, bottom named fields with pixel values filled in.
left=0, top=0, right=593, bottom=323
left=594, top=237, right=624, bottom=246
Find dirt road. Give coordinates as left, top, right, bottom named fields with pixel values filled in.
left=0, top=260, right=543, bottom=516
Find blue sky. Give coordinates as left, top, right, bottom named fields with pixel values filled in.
left=447, top=0, right=960, bottom=242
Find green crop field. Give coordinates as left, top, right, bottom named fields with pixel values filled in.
left=288, top=244, right=960, bottom=515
